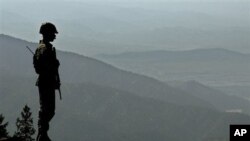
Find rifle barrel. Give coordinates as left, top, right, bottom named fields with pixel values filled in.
left=26, top=46, right=35, bottom=55
left=58, top=88, right=62, bottom=100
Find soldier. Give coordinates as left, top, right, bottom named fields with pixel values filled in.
left=33, top=22, right=61, bottom=141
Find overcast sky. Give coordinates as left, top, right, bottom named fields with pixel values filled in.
left=1, top=0, right=250, bottom=55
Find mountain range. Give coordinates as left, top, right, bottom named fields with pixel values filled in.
left=1, top=34, right=250, bottom=141
left=0, top=34, right=212, bottom=107
left=96, top=48, right=250, bottom=87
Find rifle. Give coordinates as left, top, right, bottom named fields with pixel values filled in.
left=26, top=46, right=35, bottom=55
left=26, top=46, right=62, bottom=100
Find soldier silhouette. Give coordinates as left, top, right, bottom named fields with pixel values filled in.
left=33, top=22, right=61, bottom=141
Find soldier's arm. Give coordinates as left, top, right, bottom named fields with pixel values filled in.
left=34, top=48, right=54, bottom=75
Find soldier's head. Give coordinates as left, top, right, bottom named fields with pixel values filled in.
left=39, top=22, right=58, bottom=42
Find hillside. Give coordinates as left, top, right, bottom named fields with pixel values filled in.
left=0, top=34, right=212, bottom=108
left=214, top=85, right=250, bottom=101
left=1, top=34, right=250, bottom=141
left=1, top=75, right=250, bottom=141
left=168, top=80, right=250, bottom=115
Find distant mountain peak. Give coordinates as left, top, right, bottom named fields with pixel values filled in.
left=187, top=48, right=245, bottom=55
left=98, top=47, right=249, bottom=61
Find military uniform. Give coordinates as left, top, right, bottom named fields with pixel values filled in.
left=34, top=40, right=60, bottom=141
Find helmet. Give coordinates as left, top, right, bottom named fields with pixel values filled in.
left=39, top=22, right=58, bottom=34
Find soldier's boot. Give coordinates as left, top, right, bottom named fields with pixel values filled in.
left=37, top=132, right=51, bottom=141
left=37, top=125, right=51, bottom=141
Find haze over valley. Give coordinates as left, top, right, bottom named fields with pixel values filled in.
left=1, top=0, right=250, bottom=140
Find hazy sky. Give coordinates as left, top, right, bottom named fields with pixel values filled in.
left=1, top=0, right=250, bottom=55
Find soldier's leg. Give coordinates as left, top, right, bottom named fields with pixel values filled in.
left=46, top=87, right=55, bottom=122
left=37, top=86, right=55, bottom=141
